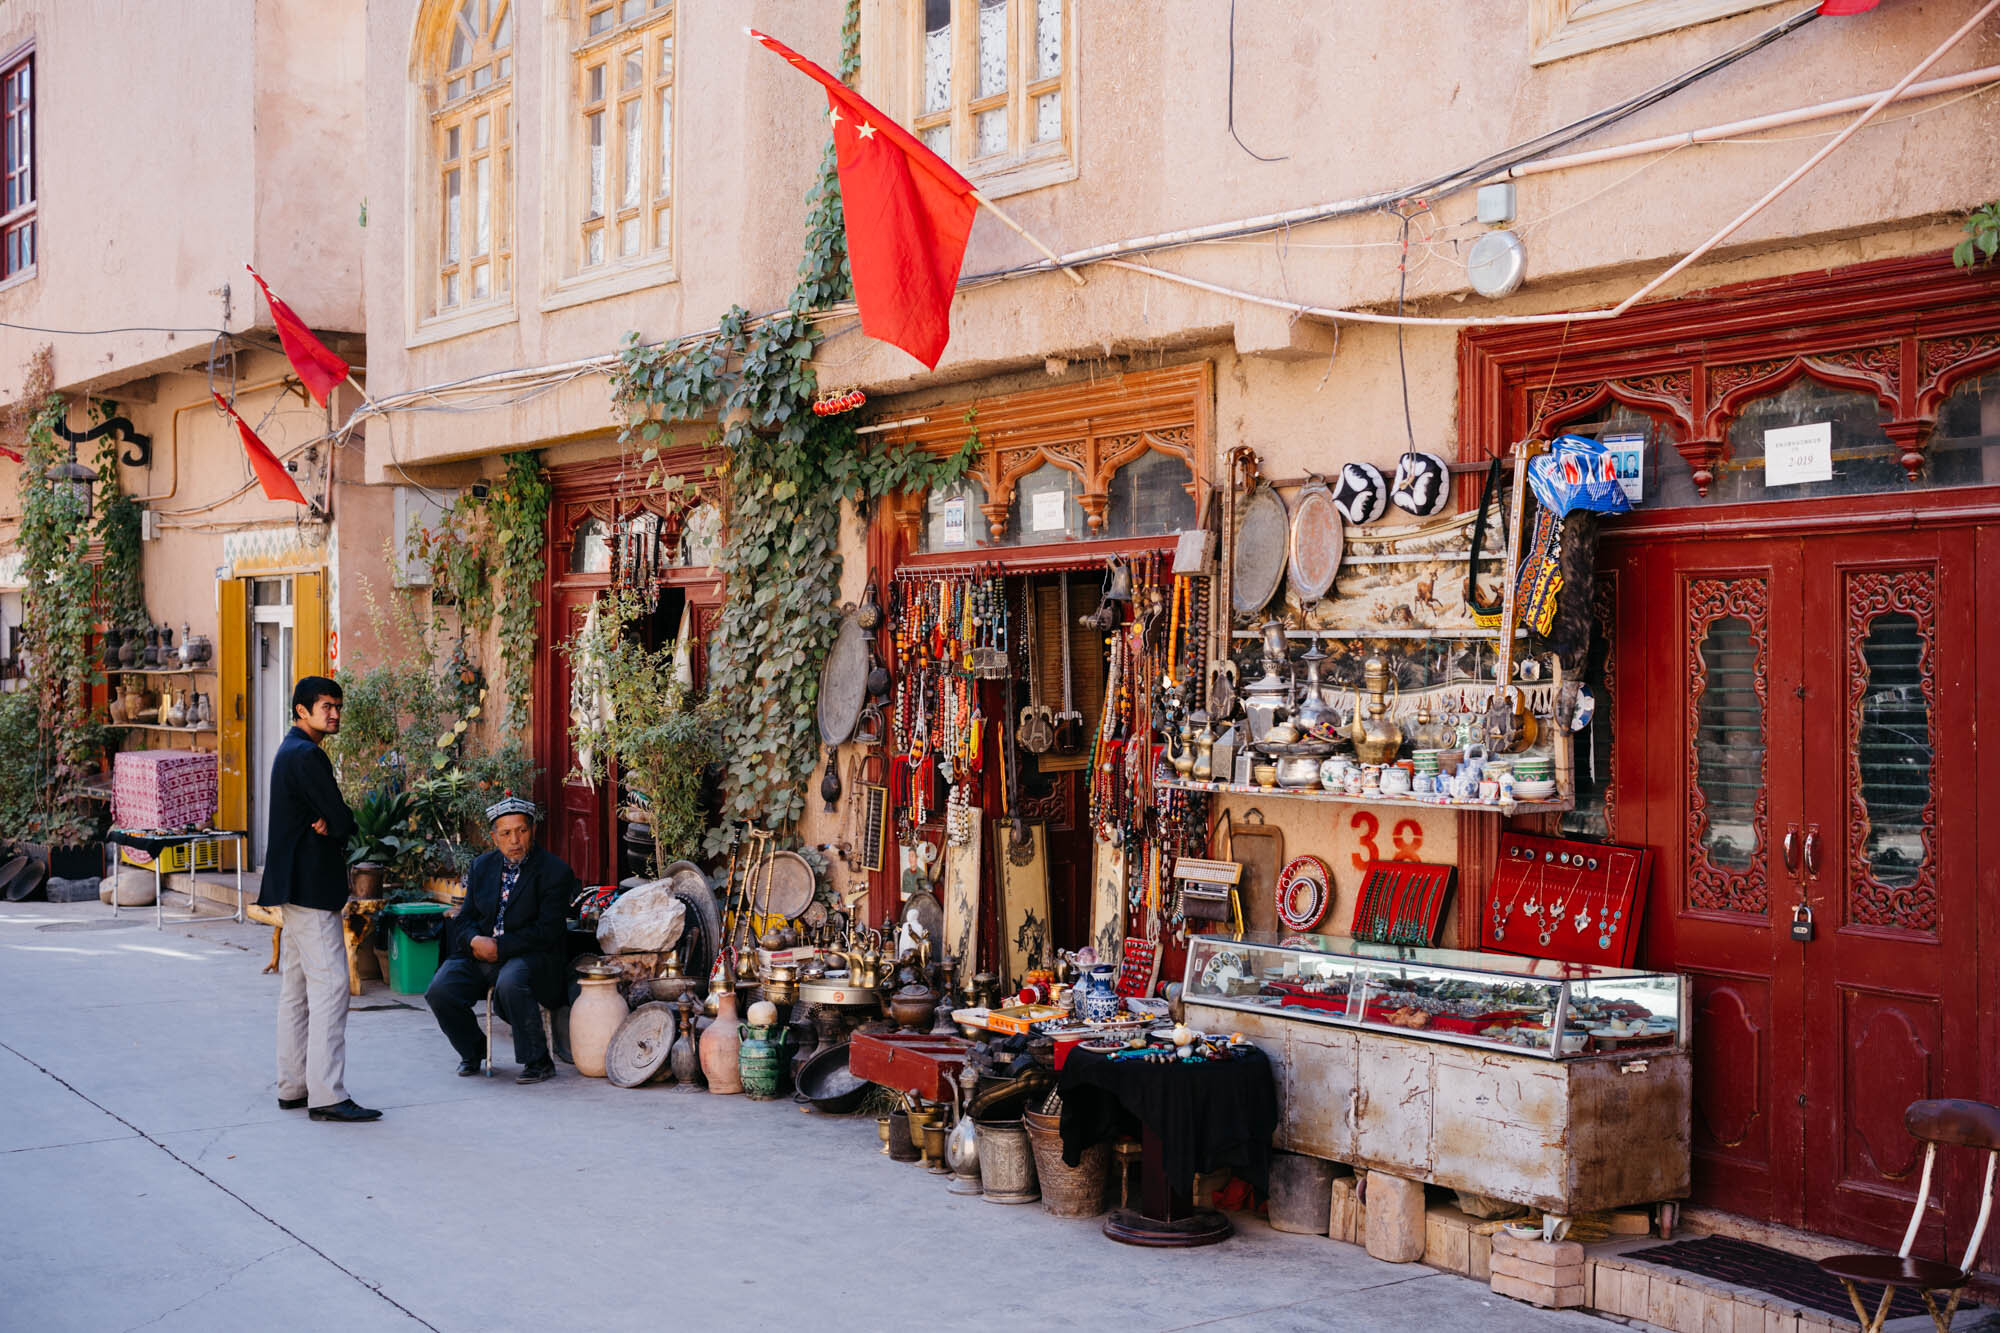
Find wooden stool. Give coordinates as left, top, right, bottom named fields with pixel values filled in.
left=1112, top=1138, right=1145, bottom=1209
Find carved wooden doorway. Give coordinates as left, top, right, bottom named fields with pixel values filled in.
left=536, top=455, right=722, bottom=885
left=1617, top=526, right=1981, bottom=1251
left=1461, top=254, right=2000, bottom=1259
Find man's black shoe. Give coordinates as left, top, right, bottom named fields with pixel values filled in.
left=516, top=1062, right=556, bottom=1085
left=456, top=1058, right=483, bottom=1077
left=308, top=1099, right=382, bottom=1122
left=277, top=1096, right=307, bottom=1110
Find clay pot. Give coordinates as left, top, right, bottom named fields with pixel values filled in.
left=701, top=990, right=743, bottom=1093
left=737, top=1022, right=790, bottom=1101
left=349, top=864, right=385, bottom=900
left=569, top=971, right=627, bottom=1078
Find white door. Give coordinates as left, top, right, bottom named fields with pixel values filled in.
left=249, top=579, right=294, bottom=868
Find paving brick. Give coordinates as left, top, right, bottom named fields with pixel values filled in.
left=1491, top=1271, right=1587, bottom=1309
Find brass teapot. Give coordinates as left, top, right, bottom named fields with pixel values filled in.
left=1347, top=656, right=1405, bottom=765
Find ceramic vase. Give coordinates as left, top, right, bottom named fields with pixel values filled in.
left=737, top=1022, right=789, bottom=1101
left=569, top=973, right=626, bottom=1078
left=701, top=990, right=743, bottom=1093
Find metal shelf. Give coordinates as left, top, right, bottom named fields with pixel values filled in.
left=116, top=723, right=218, bottom=734
left=111, top=666, right=217, bottom=676
left=1230, top=628, right=1530, bottom=641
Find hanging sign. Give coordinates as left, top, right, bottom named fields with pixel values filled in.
left=1763, top=421, right=1833, bottom=487
left=1031, top=489, right=1066, bottom=533
left=941, top=497, right=967, bottom=546
left=1601, top=433, right=1646, bottom=504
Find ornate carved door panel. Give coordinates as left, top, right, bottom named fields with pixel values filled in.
left=1625, top=539, right=1807, bottom=1226
left=547, top=588, right=603, bottom=883
left=1797, top=530, right=1980, bottom=1254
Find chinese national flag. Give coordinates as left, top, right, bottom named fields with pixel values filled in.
left=751, top=29, right=978, bottom=369
left=212, top=392, right=308, bottom=505
left=246, top=265, right=351, bottom=407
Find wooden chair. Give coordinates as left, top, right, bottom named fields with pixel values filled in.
left=1817, top=1098, right=1999, bottom=1332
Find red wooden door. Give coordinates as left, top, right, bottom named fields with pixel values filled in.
left=1621, top=527, right=1987, bottom=1250
left=1623, top=537, right=1808, bottom=1225
left=1796, top=529, right=1981, bottom=1253
left=546, top=587, right=605, bottom=883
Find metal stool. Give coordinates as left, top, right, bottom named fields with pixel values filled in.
left=482, top=995, right=571, bottom=1077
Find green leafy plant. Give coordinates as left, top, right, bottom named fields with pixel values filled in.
left=347, top=788, right=417, bottom=869
left=1953, top=202, right=2000, bottom=268
left=608, top=1, right=971, bottom=844
left=562, top=589, right=725, bottom=874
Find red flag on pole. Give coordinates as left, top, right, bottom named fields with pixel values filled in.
left=245, top=265, right=351, bottom=407
left=750, top=29, right=978, bottom=369
left=1818, top=0, right=1881, bottom=12
left=212, top=392, right=309, bottom=505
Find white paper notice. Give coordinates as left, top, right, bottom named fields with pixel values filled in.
left=1031, top=489, right=1066, bottom=532
left=1602, top=432, right=1646, bottom=504
left=1764, top=421, right=1833, bottom=487
left=941, top=497, right=967, bottom=546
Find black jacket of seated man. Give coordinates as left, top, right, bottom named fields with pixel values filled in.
left=444, top=846, right=578, bottom=1009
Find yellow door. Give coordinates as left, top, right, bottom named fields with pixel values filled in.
left=217, top=578, right=249, bottom=842
left=294, top=571, right=326, bottom=680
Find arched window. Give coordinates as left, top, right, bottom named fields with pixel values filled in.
left=674, top=500, right=718, bottom=567
left=574, top=1, right=676, bottom=273
left=569, top=516, right=611, bottom=573
left=426, top=0, right=514, bottom=314
left=1103, top=449, right=1196, bottom=538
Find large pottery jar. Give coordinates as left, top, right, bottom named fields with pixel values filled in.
left=701, top=991, right=743, bottom=1093
left=738, top=1022, right=790, bottom=1101
left=570, top=969, right=627, bottom=1078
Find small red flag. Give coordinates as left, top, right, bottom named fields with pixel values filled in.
left=751, top=30, right=978, bottom=369
left=212, top=392, right=309, bottom=505
left=245, top=265, right=351, bottom=407
left=1818, top=0, right=1880, bottom=12
left=0, top=445, right=19, bottom=463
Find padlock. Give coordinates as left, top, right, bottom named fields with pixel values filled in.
left=1789, top=902, right=1815, bottom=943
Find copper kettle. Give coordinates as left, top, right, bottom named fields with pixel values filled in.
left=1347, top=656, right=1404, bottom=765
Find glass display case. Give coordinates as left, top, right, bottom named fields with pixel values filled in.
left=1185, top=932, right=1686, bottom=1060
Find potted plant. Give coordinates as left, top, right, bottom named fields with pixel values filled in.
left=346, top=788, right=416, bottom=900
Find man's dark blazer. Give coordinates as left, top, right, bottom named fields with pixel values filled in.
left=445, top=846, right=579, bottom=1007
left=257, top=726, right=355, bottom=912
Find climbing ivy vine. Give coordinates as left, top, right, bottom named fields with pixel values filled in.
left=611, top=1, right=974, bottom=842
left=13, top=357, right=100, bottom=844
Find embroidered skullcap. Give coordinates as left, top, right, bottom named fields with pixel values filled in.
left=1391, top=451, right=1451, bottom=517
left=484, top=793, right=540, bottom=826
left=1331, top=462, right=1389, bottom=524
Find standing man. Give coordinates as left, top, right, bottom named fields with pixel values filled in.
left=425, top=795, right=578, bottom=1084
left=259, top=676, right=379, bottom=1123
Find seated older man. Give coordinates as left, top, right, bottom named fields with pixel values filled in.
left=425, top=795, right=580, bottom=1084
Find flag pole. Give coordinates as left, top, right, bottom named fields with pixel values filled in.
left=971, top=192, right=1086, bottom=286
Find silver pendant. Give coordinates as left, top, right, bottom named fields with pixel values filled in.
left=1598, top=933, right=1612, bottom=950
left=1537, top=927, right=1553, bottom=946
left=1573, top=910, right=1591, bottom=933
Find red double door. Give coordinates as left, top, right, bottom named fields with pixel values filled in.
left=1613, top=522, right=1996, bottom=1257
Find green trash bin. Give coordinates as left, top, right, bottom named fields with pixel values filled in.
left=385, top=902, right=450, bottom=995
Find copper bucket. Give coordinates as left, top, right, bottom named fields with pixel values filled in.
left=1022, top=1108, right=1109, bottom=1219
left=974, top=1118, right=1039, bottom=1204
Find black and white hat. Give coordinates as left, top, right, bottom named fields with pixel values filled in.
left=1391, top=451, right=1451, bottom=517
left=1331, top=462, right=1388, bottom=524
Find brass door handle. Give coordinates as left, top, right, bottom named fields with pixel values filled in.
left=1803, top=824, right=1822, bottom=879
left=1782, top=823, right=1801, bottom=876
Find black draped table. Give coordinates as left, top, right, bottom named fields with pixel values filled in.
left=1057, top=1044, right=1278, bottom=1247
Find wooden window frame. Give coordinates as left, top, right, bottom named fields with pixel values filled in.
left=910, top=0, right=1077, bottom=199
left=1528, top=0, right=1785, bottom=65
left=571, top=1, right=676, bottom=280
left=1, top=45, right=35, bottom=286
left=418, top=1, right=514, bottom=328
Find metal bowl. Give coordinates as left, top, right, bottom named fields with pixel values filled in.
left=793, top=1041, right=869, bottom=1113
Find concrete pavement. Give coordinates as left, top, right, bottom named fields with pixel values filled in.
left=1, top=896, right=1617, bottom=1333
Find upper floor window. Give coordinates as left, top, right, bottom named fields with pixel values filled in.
left=429, top=0, right=513, bottom=314
left=1529, top=0, right=1782, bottom=65
left=573, top=1, right=676, bottom=274
left=914, top=0, right=1073, bottom=194
left=2, top=51, right=34, bottom=283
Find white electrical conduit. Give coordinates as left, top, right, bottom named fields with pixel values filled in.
left=1106, top=0, right=2000, bottom=330
left=1507, top=63, right=2000, bottom=179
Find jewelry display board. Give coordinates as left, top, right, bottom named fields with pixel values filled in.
left=1347, top=861, right=1455, bottom=946
left=1480, top=832, right=1652, bottom=968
